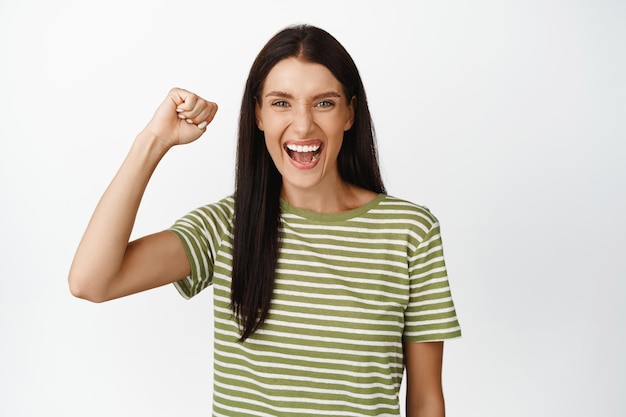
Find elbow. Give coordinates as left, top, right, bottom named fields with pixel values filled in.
left=68, top=271, right=110, bottom=303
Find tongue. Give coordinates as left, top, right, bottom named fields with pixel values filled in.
left=292, top=151, right=316, bottom=164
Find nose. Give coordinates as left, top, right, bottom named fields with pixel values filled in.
left=291, top=104, right=314, bottom=137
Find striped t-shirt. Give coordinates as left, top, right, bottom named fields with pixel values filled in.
left=169, top=193, right=461, bottom=416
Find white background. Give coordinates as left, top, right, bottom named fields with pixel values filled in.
left=1, top=0, right=624, bottom=416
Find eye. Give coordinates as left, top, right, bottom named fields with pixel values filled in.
left=271, top=100, right=290, bottom=107
left=316, top=100, right=335, bottom=108
left=316, top=100, right=335, bottom=107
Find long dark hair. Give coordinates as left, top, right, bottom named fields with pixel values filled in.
left=231, top=24, right=386, bottom=341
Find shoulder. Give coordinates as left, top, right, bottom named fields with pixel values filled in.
left=376, top=195, right=448, bottom=255
left=375, top=194, right=440, bottom=231
left=211, top=195, right=235, bottom=215
left=173, top=195, right=235, bottom=230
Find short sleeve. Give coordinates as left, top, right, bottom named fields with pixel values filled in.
left=168, top=199, right=234, bottom=299
left=403, top=219, right=462, bottom=343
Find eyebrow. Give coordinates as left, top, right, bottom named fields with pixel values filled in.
left=264, top=91, right=342, bottom=100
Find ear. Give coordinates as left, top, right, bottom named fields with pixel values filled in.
left=254, top=97, right=264, bottom=131
left=344, top=96, right=356, bottom=131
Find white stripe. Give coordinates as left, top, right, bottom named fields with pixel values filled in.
left=404, top=306, right=457, bottom=317
left=271, top=287, right=404, bottom=306
left=279, top=224, right=415, bottom=246
left=281, top=237, right=407, bottom=256
left=276, top=261, right=408, bottom=284
left=409, top=295, right=454, bottom=308
left=261, top=317, right=401, bottom=336
left=271, top=297, right=405, bottom=318
left=407, top=286, right=451, bottom=299
left=276, top=268, right=408, bottom=290
left=281, top=247, right=408, bottom=269
left=282, top=217, right=414, bottom=234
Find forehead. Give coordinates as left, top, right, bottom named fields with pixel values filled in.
left=262, top=57, right=343, bottom=96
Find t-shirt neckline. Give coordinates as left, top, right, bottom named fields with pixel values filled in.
left=279, top=193, right=387, bottom=222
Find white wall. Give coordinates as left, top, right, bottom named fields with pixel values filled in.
left=1, top=1, right=624, bottom=416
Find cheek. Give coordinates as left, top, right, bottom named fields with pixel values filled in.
left=260, top=113, right=289, bottom=136
left=264, top=133, right=279, bottom=150
left=264, top=133, right=284, bottom=164
left=263, top=121, right=284, bottom=144
left=324, top=118, right=348, bottom=143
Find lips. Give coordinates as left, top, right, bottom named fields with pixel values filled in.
left=284, top=141, right=322, bottom=165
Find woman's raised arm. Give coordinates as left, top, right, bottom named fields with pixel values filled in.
left=68, top=88, right=218, bottom=302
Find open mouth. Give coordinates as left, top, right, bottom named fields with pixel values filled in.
left=284, top=143, right=322, bottom=165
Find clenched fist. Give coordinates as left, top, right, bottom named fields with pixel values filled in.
left=143, top=88, right=218, bottom=149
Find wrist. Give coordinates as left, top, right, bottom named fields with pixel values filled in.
left=134, top=129, right=173, bottom=160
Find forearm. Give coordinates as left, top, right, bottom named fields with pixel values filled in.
left=406, top=395, right=445, bottom=417
left=68, top=131, right=169, bottom=301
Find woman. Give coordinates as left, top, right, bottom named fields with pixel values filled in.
left=69, top=24, right=461, bottom=416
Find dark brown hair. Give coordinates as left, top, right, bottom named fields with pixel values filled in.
left=231, top=24, right=386, bottom=341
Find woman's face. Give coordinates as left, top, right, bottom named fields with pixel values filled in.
left=256, top=57, right=354, bottom=197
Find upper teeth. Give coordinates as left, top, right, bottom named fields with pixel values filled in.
left=286, top=144, right=320, bottom=153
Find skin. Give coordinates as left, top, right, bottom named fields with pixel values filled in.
left=405, top=341, right=446, bottom=417
left=68, top=60, right=446, bottom=416
left=256, top=57, right=377, bottom=212
left=67, top=88, right=216, bottom=302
